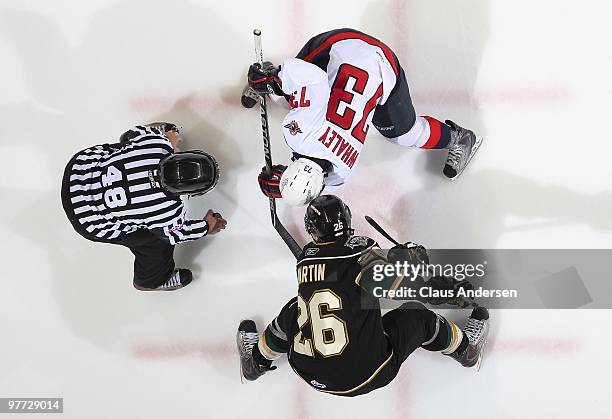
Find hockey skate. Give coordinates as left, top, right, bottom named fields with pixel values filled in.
left=237, top=320, right=276, bottom=382
left=443, top=120, right=483, bottom=180
left=447, top=307, right=489, bottom=370
left=133, top=268, right=192, bottom=291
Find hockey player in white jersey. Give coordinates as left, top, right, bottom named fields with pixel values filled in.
left=242, top=28, right=482, bottom=206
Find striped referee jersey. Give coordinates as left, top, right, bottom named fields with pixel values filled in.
left=61, top=125, right=208, bottom=245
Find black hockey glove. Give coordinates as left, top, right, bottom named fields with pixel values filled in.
left=388, top=243, right=429, bottom=266
left=248, top=62, right=284, bottom=96
left=425, top=276, right=474, bottom=307
left=258, top=165, right=287, bottom=199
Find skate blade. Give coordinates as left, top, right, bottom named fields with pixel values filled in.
left=474, top=335, right=487, bottom=372
left=474, top=321, right=489, bottom=372
left=236, top=333, right=245, bottom=384
left=448, top=135, right=483, bottom=182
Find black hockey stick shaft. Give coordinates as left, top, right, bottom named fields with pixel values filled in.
left=253, top=29, right=302, bottom=259
left=364, top=215, right=408, bottom=246
left=253, top=30, right=273, bottom=175
left=365, top=215, right=478, bottom=308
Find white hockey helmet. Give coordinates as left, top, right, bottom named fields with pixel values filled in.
left=280, top=158, right=325, bottom=206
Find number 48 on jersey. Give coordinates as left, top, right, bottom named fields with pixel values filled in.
left=101, top=165, right=128, bottom=209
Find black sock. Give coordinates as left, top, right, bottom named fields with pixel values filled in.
left=252, top=343, right=273, bottom=368
left=453, top=333, right=469, bottom=354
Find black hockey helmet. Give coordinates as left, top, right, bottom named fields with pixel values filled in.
left=158, top=150, right=219, bottom=196
left=304, top=195, right=354, bottom=242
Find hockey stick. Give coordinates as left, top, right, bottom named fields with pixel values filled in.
left=253, top=29, right=302, bottom=259
left=364, top=216, right=478, bottom=308
left=364, top=215, right=413, bottom=247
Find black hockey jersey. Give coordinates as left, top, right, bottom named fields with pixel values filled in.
left=261, top=235, right=395, bottom=395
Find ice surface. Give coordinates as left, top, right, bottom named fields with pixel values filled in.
left=0, top=0, right=611, bottom=418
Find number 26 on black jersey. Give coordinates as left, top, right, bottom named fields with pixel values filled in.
left=293, top=289, right=349, bottom=358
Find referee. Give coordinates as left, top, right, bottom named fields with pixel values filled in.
left=61, top=123, right=227, bottom=291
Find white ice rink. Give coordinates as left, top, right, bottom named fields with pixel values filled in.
left=1, top=0, right=611, bottom=417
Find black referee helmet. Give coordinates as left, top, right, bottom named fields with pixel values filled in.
left=158, top=151, right=219, bottom=196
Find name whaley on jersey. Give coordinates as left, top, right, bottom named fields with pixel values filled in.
left=316, top=126, right=360, bottom=169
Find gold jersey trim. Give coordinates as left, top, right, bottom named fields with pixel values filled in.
left=294, top=348, right=394, bottom=396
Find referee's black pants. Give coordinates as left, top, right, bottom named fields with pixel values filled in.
left=116, top=230, right=175, bottom=289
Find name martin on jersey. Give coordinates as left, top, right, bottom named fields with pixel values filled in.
left=297, top=263, right=326, bottom=284
left=317, top=126, right=359, bottom=169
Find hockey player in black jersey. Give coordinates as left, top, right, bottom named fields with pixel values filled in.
left=61, top=123, right=227, bottom=291
left=237, top=195, right=489, bottom=396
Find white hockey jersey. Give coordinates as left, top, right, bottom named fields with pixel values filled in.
left=279, top=39, right=398, bottom=187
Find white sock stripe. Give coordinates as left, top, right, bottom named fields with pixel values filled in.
left=391, top=117, right=430, bottom=147
left=269, top=319, right=287, bottom=341
left=422, top=314, right=442, bottom=346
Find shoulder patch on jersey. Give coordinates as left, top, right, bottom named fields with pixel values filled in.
left=345, top=236, right=371, bottom=250
left=284, top=120, right=303, bottom=136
